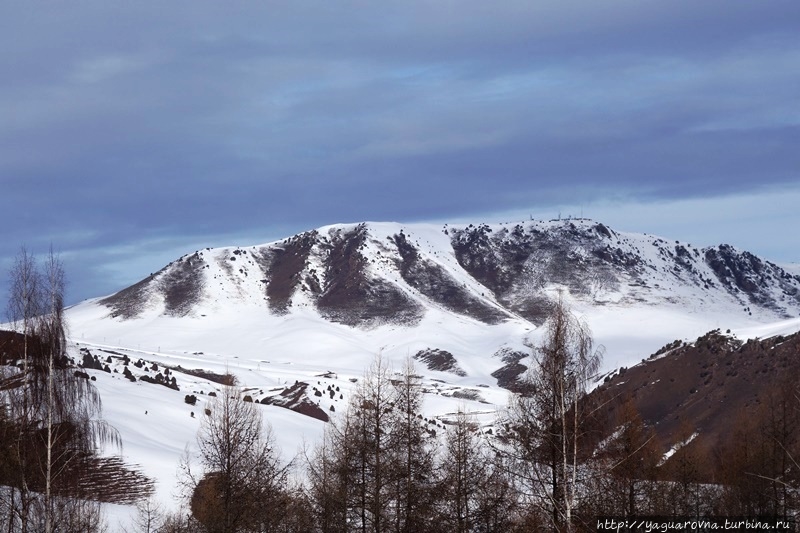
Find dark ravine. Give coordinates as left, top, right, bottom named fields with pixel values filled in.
left=393, top=231, right=510, bottom=324
left=316, top=224, right=424, bottom=327
left=263, top=230, right=318, bottom=314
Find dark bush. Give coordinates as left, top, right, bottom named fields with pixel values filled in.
left=123, top=366, right=136, bottom=382
left=185, top=394, right=198, bottom=406
left=82, top=352, right=103, bottom=370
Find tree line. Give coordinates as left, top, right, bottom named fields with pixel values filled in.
left=147, top=297, right=800, bottom=532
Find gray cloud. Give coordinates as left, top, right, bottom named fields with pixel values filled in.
left=1, top=1, right=798, bottom=304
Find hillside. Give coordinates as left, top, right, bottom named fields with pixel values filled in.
left=591, top=324, right=800, bottom=484
left=57, top=218, right=800, bottom=524
left=70, top=219, right=800, bottom=373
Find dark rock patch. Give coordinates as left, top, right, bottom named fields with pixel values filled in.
left=704, top=245, right=800, bottom=314
left=317, top=225, right=423, bottom=327
left=449, top=221, right=626, bottom=323
left=263, top=230, right=319, bottom=313
left=100, top=273, right=159, bottom=319
left=260, top=381, right=329, bottom=422
left=413, top=348, right=466, bottom=377
left=392, top=232, right=509, bottom=324
left=160, top=254, right=206, bottom=317
left=450, top=389, right=485, bottom=402
left=491, top=348, right=529, bottom=393
left=169, top=366, right=236, bottom=386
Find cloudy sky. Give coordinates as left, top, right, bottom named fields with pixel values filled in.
left=2, top=1, right=799, bottom=305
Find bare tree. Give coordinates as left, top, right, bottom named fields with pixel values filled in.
left=3, top=245, right=41, bottom=531
left=2, top=246, right=118, bottom=532
left=437, top=409, right=489, bottom=533
left=40, top=247, right=66, bottom=533
left=587, top=396, right=659, bottom=518
left=437, top=408, right=519, bottom=532
left=184, top=385, right=288, bottom=532
left=388, top=358, right=436, bottom=533
left=346, top=355, right=396, bottom=533
left=505, top=295, right=603, bottom=532
left=306, top=411, right=356, bottom=533
left=307, top=355, right=426, bottom=533
left=121, top=497, right=166, bottom=533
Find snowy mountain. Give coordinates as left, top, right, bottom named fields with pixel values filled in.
left=69, top=218, right=800, bottom=377
left=89, top=219, right=800, bottom=326
left=61, top=219, right=800, bottom=525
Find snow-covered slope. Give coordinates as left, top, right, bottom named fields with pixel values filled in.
left=69, top=219, right=800, bottom=372
left=61, top=219, right=800, bottom=526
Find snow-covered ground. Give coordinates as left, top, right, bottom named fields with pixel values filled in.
left=45, top=220, right=800, bottom=528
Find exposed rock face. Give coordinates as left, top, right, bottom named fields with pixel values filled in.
left=393, top=231, right=509, bottom=324
left=259, top=381, right=330, bottom=422
left=490, top=348, right=529, bottom=393
left=704, top=244, right=800, bottom=311
left=451, top=222, right=628, bottom=323
left=263, top=230, right=318, bottom=314
left=316, top=224, right=423, bottom=327
left=413, top=348, right=466, bottom=377
left=100, top=273, right=158, bottom=319
left=160, top=253, right=206, bottom=317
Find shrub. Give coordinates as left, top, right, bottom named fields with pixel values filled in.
left=185, top=395, right=198, bottom=406
left=123, top=366, right=136, bottom=382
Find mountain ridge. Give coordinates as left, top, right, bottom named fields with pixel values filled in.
left=93, top=218, right=800, bottom=326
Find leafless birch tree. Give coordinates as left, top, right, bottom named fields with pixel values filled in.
left=506, top=296, right=603, bottom=532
